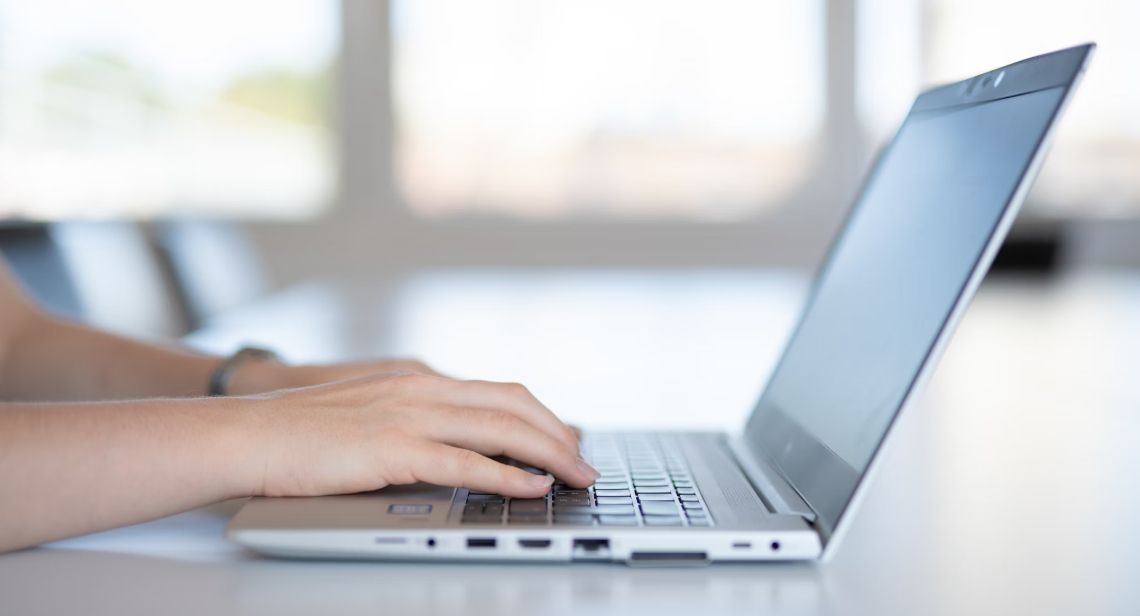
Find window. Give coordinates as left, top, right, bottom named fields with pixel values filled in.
left=0, top=0, right=339, bottom=220
left=392, top=0, right=826, bottom=221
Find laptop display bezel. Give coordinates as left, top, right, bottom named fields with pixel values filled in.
left=739, top=44, right=1094, bottom=551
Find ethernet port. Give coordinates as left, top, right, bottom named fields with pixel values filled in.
left=572, top=538, right=611, bottom=560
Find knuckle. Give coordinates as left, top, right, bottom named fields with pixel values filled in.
left=387, top=466, right=418, bottom=487
left=504, top=382, right=531, bottom=398
left=484, top=409, right=520, bottom=429
left=384, top=372, right=426, bottom=392
left=390, top=465, right=418, bottom=485
left=453, top=449, right=484, bottom=479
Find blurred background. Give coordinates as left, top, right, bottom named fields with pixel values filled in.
left=1, top=0, right=1138, bottom=428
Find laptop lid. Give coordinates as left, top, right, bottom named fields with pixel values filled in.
left=741, top=45, right=1094, bottom=556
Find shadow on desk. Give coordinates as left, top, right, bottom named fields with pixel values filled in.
left=2, top=548, right=829, bottom=616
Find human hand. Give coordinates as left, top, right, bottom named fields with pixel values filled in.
left=239, top=373, right=598, bottom=499
left=227, top=356, right=443, bottom=396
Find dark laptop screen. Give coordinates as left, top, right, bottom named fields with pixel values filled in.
left=744, top=46, right=1089, bottom=536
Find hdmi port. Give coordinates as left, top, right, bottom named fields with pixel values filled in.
left=518, top=539, right=552, bottom=549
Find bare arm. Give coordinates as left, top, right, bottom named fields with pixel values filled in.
left=0, top=260, right=220, bottom=401
left=0, top=374, right=597, bottom=554
left=0, top=260, right=437, bottom=402
left=0, top=397, right=255, bottom=552
left=0, top=257, right=597, bottom=553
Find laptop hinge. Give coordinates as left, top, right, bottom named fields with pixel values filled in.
left=726, top=436, right=817, bottom=524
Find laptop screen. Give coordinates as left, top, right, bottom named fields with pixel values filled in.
left=744, top=46, right=1090, bottom=536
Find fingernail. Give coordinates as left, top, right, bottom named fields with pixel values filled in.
left=576, top=456, right=600, bottom=481
left=526, top=474, right=554, bottom=488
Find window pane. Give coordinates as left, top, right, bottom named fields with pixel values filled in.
left=393, top=0, right=825, bottom=221
left=856, top=0, right=922, bottom=142
left=926, top=0, right=1140, bottom=217
left=0, top=0, right=338, bottom=220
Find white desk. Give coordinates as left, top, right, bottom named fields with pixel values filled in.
left=4, top=269, right=1140, bottom=616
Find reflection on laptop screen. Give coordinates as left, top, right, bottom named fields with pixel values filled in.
left=746, top=84, right=1070, bottom=529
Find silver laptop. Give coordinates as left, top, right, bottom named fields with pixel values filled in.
left=228, top=45, right=1093, bottom=564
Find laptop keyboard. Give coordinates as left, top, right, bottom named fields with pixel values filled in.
left=460, top=434, right=712, bottom=527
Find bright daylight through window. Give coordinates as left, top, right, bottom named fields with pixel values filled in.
left=925, top=0, right=1140, bottom=217
left=859, top=0, right=1140, bottom=219
left=0, top=0, right=338, bottom=220
left=392, top=0, right=825, bottom=221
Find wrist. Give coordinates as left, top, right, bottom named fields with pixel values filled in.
left=223, top=354, right=294, bottom=396
left=220, top=393, right=284, bottom=497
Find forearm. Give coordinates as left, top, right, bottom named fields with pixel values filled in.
left=0, top=397, right=262, bottom=553
left=0, top=313, right=221, bottom=402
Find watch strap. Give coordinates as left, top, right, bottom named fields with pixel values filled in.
left=208, top=346, right=279, bottom=397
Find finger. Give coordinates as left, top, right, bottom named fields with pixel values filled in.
left=433, top=380, right=580, bottom=454
left=406, top=441, right=555, bottom=498
left=427, top=407, right=597, bottom=488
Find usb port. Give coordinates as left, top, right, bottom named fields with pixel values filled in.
left=466, top=538, right=496, bottom=549
left=519, top=539, right=552, bottom=549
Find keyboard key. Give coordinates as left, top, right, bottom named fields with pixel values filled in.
left=593, top=505, right=636, bottom=515
left=637, top=494, right=676, bottom=501
left=484, top=503, right=504, bottom=516
left=633, top=480, right=670, bottom=487
left=640, top=501, right=681, bottom=516
left=598, top=515, right=638, bottom=526
left=643, top=516, right=684, bottom=526
left=682, top=501, right=703, bottom=510
left=510, top=499, right=548, bottom=515
left=673, top=483, right=694, bottom=489
left=554, top=489, right=589, bottom=497
left=687, top=518, right=711, bottom=526
left=685, top=510, right=707, bottom=518
left=594, top=489, right=631, bottom=497
left=553, top=497, right=592, bottom=506
left=553, top=514, right=594, bottom=525
left=596, top=496, right=633, bottom=505
left=551, top=503, right=592, bottom=513
left=676, top=489, right=697, bottom=496
left=634, top=487, right=673, bottom=494
left=680, top=496, right=701, bottom=503
left=463, top=503, right=484, bottom=515
left=507, top=515, right=548, bottom=525
left=466, top=494, right=505, bottom=502
left=461, top=515, right=501, bottom=524
left=554, top=504, right=635, bottom=515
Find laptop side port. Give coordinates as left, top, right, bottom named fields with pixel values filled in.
left=466, top=538, right=496, bottom=549
left=571, top=538, right=611, bottom=560
left=518, top=539, right=552, bottom=549
left=628, top=552, right=710, bottom=567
